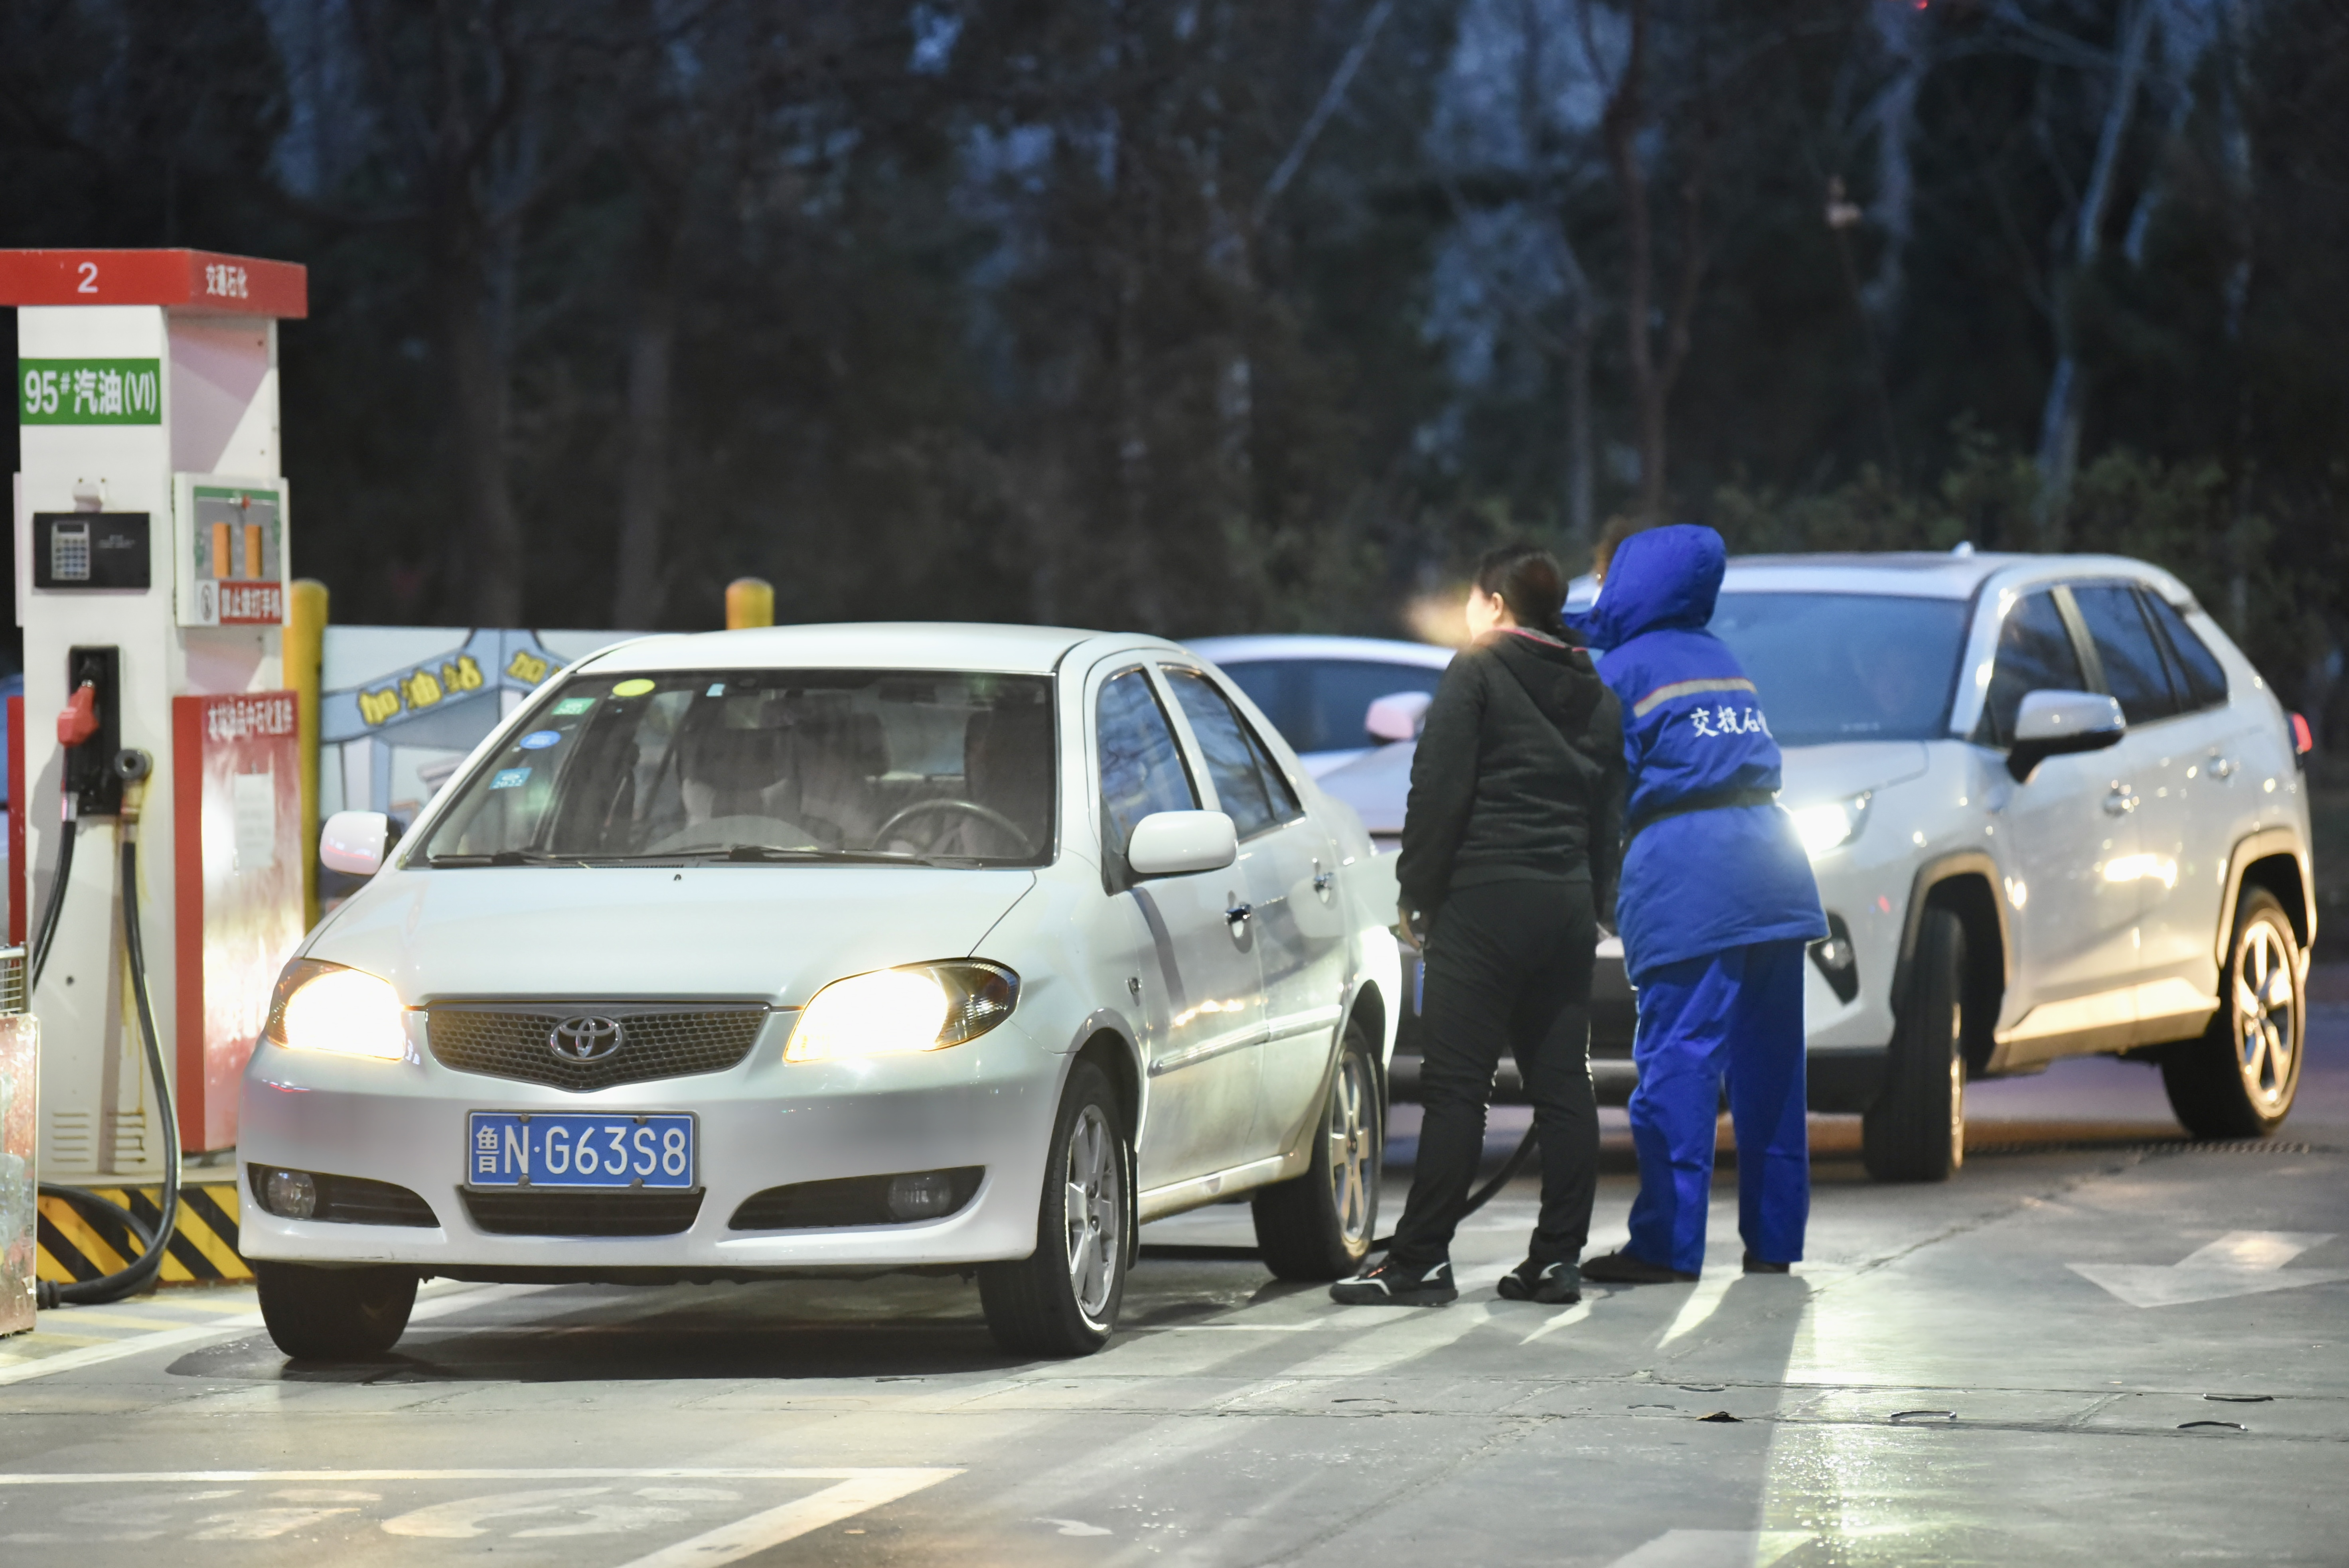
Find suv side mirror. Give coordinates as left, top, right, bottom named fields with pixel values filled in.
left=321, top=810, right=394, bottom=876
left=1365, top=690, right=1433, bottom=744
left=2008, top=690, right=2124, bottom=782
left=1127, top=810, right=1238, bottom=877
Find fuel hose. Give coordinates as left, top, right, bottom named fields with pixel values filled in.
left=36, top=751, right=180, bottom=1308
left=26, top=808, right=74, bottom=992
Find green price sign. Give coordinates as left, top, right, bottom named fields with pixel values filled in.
left=18, top=359, right=162, bottom=425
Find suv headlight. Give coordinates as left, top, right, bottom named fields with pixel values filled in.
left=1789, top=791, right=1872, bottom=858
left=786, top=961, right=1020, bottom=1063
left=264, top=959, right=408, bottom=1061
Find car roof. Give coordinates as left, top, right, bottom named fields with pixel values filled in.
left=1185, top=634, right=1455, bottom=669
left=577, top=622, right=1165, bottom=676
left=1567, top=550, right=2197, bottom=608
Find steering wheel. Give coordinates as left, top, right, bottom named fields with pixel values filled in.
left=874, top=799, right=1036, bottom=858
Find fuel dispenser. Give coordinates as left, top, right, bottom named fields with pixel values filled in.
left=3, top=250, right=310, bottom=1325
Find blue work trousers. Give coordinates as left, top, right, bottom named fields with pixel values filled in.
left=1625, top=939, right=1809, bottom=1275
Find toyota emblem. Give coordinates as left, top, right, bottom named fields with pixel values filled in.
left=548, top=1015, right=625, bottom=1063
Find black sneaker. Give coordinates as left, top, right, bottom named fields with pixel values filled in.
left=1329, top=1256, right=1457, bottom=1306
left=1742, top=1252, right=1791, bottom=1274
left=1496, top=1259, right=1582, bottom=1304
left=1580, top=1250, right=1698, bottom=1285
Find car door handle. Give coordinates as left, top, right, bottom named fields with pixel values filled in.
left=1224, top=902, right=1253, bottom=925
left=1312, top=870, right=1335, bottom=895
left=2210, top=756, right=2238, bottom=779
left=2103, top=789, right=2138, bottom=816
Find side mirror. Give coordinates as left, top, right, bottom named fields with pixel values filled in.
left=1126, top=810, right=1238, bottom=877
left=1365, top=690, right=1433, bottom=744
left=2008, top=690, right=2124, bottom=782
left=321, top=810, right=394, bottom=876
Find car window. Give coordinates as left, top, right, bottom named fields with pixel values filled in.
left=1096, top=668, right=1199, bottom=860
left=1980, top=591, right=2086, bottom=747
left=2139, top=593, right=2230, bottom=711
left=418, top=669, right=1056, bottom=866
left=1216, top=658, right=1446, bottom=753
left=2071, top=584, right=2180, bottom=726
left=1163, top=667, right=1294, bottom=839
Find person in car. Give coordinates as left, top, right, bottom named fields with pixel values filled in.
left=1577, top=524, right=1826, bottom=1284
left=1332, top=543, right=1625, bottom=1307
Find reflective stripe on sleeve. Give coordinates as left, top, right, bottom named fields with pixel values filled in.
left=1630, top=677, right=1757, bottom=719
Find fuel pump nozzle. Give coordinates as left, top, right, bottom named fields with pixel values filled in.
left=36, top=744, right=179, bottom=1308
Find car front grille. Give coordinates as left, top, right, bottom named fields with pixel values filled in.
left=426, top=1003, right=769, bottom=1092
left=459, top=1187, right=706, bottom=1237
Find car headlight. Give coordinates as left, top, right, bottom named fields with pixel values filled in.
left=263, top=959, right=408, bottom=1061
left=786, top=961, right=1019, bottom=1063
left=1789, top=791, right=1872, bottom=858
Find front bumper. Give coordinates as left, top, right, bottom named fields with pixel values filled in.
left=238, top=1014, right=1063, bottom=1276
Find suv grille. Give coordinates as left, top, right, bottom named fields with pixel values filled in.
left=460, top=1187, right=705, bottom=1237
left=426, top=1003, right=768, bottom=1092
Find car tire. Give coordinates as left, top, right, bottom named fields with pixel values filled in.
left=2161, top=888, right=2304, bottom=1138
left=1251, top=1020, right=1382, bottom=1280
left=254, top=1261, right=418, bottom=1359
left=1863, top=906, right=1966, bottom=1183
left=979, top=1062, right=1130, bottom=1358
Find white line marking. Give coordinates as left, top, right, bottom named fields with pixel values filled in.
left=0, top=1282, right=543, bottom=1387
left=1518, top=1300, right=1593, bottom=1346
left=1606, top=1529, right=1813, bottom=1567
left=1134, top=1322, right=1323, bottom=1332
left=2070, top=1231, right=2349, bottom=1308
left=1035, top=1516, right=1112, bottom=1537
left=612, top=1469, right=959, bottom=1567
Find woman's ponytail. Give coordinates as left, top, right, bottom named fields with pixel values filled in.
left=1474, top=543, right=1569, bottom=638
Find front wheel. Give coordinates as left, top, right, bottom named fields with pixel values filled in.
left=980, top=1063, right=1130, bottom=1357
left=1251, top=1020, right=1383, bottom=1280
left=254, top=1261, right=417, bottom=1359
left=1863, top=906, right=1966, bottom=1182
left=2162, top=888, right=2304, bottom=1138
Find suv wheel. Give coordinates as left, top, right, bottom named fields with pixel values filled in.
left=1864, top=906, right=1966, bottom=1182
left=980, top=1063, right=1129, bottom=1357
left=254, top=1261, right=417, bottom=1359
left=2162, top=888, right=2304, bottom=1138
left=1251, top=1020, right=1382, bottom=1280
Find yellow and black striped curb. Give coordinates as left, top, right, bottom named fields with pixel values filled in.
left=36, top=1181, right=251, bottom=1286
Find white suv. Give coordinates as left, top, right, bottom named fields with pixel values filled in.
left=1592, top=551, right=2316, bottom=1178
left=1234, top=554, right=2317, bottom=1182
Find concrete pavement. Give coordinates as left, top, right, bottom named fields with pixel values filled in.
left=2, top=1006, right=2344, bottom=1565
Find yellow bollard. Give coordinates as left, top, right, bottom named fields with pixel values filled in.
left=285, top=578, right=328, bottom=928
left=725, top=577, right=775, bottom=631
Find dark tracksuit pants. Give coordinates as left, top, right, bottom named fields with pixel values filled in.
left=1388, top=879, right=1599, bottom=1271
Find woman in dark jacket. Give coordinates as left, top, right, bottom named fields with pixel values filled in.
left=1331, top=544, right=1625, bottom=1306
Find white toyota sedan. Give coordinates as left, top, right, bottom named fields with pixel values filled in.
left=241, top=624, right=1400, bottom=1359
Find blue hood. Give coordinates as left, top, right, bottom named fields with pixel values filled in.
left=1590, top=525, right=1725, bottom=646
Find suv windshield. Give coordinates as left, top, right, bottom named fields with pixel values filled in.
left=1707, top=593, right=1968, bottom=746
left=417, top=669, right=1055, bottom=867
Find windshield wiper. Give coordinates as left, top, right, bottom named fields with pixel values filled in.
left=424, top=849, right=571, bottom=867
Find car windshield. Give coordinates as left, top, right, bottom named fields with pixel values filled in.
left=1707, top=592, right=1969, bottom=746
left=1217, top=658, right=1448, bottom=753
left=417, top=669, right=1055, bottom=867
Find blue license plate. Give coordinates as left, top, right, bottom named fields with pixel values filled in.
left=466, top=1111, right=695, bottom=1189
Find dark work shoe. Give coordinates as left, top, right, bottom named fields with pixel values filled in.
left=1581, top=1250, right=1698, bottom=1285
left=1496, top=1259, right=1582, bottom=1305
left=1329, top=1256, right=1457, bottom=1306
left=1742, top=1252, right=1791, bottom=1274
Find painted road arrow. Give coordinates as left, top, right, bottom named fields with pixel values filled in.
left=2071, top=1231, right=2349, bottom=1308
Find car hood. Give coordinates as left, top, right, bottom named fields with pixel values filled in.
left=1776, top=741, right=1931, bottom=806
left=306, top=866, right=1038, bottom=1006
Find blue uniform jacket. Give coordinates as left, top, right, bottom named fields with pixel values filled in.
left=1585, top=525, right=1825, bottom=982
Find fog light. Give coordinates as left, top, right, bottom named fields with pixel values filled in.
left=1815, top=937, right=1854, bottom=971
left=886, top=1172, right=957, bottom=1221
left=265, top=1168, right=318, bottom=1220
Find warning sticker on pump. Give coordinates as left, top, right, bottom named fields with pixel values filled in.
left=467, top=1112, right=695, bottom=1188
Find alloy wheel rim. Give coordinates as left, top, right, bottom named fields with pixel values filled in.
left=1325, top=1054, right=1375, bottom=1248
left=2234, top=921, right=2297, bottom=1112
left=1062, top=1104, right=1122, bottom=1327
